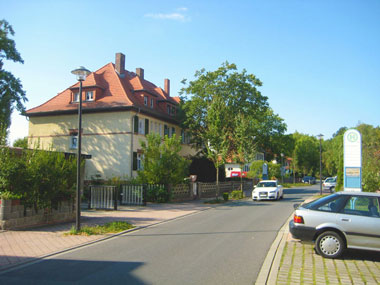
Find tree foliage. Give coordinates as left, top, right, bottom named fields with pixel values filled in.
left=13, top=136, right=28, bottom=148
left=137, top=133, right=189, bottom=186
left=291, top=132, right=319, bottom=176
left=0, top=19, right=27, bottom=144
left=180, top=62, right=286, bottom=181
left=0, top=147, right=77, bottom=209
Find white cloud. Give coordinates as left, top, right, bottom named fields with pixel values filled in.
left=144, top=8, right=190, bottom=22
left=177, top=7, right=188, bottom=12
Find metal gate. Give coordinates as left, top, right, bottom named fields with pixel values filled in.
left=121, top=184, right=144, bottom=205
left=89, top=185, right=117, bottom=209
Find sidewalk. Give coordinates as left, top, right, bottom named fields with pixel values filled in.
left=257, top=205, right=380, bottom=284
left=0, top=201, right=212, bottom=271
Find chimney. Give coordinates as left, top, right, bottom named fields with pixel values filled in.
left=136, top=68, right=144, bottom=79
left=164, top=79, right=170, bottom=96
left=115, top=53, right=125, bottom=76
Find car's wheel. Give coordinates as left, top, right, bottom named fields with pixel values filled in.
left=315, top=231, right=345, bottom=259
left=330, top=187, right=335, bottom=193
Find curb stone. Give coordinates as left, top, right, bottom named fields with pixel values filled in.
left=255, top=214, right=293, bottom=284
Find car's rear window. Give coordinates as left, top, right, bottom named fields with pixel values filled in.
left=301, top=194, right=339, bottom=209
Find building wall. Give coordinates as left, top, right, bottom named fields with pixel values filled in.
left=28, top=111, right=196, bottom=180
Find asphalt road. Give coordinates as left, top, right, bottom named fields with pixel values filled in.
left=0, top=185, right=318, bottom=285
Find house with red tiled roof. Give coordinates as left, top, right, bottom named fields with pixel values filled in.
left=26, top=53, right=194, bottom=180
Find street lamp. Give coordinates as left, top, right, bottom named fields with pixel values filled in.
left=280, top=153, right=284, bottom=184
left=71, top=66, right=91, bottom=231
left=317, top=134, right=324, bottom=195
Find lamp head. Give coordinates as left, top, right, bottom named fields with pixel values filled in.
left=317, top=134, right=324, bottom=140
left=71, top=66, right=91, bottom=81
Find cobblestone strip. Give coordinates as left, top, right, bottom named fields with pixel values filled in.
left=343, top=259, right=356, bottom=284
left=290, top=242, right=303, bottom=283
left=365, top=260, right=380, bottom=283
left=358, top=260, right=378, bottom=284
left=302, top=243, right=314, bottom=284
left=276, top=242, right=289, bottom=284
left=334, top=258, right=351, bottom=284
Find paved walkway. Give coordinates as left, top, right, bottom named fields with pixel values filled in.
left=257, top=201, right=380, bottom=284
left=0, top=201, right=211, bottom=271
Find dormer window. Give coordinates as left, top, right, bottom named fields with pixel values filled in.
left=171, top=106, right=175, bottom=115
left=73, top=92, right=79, bottom=102
left=167, top=105, right=170, bottom=115
left=144, top=96, right=148, bottom=106
left=150, top=98, right=154, bottom=108
left=86, top=91, right=94, bottom=101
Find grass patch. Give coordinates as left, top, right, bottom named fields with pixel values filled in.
left=66, top=221, right=134, bottom=236
left=282, top=183, right=310, bottom=188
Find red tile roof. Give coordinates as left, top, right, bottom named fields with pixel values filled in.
left=26, top=62, right=178, bottom=118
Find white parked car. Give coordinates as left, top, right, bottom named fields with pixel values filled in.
left=252, top=180, right=284, bottom=201
left=323, top=177, right=337, bottom=192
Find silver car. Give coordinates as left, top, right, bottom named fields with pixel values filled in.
left=289, top=191, right=380, bottom=258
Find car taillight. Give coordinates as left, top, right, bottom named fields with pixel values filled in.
left=294, top=214, right=304, bottom=224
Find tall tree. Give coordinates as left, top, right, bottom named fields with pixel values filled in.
left=0, top=19, right=27, bottom=144
left=180, top=62, right=286, bottom=187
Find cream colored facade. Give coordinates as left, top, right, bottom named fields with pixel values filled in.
left=28, top=111, right=195, bottom=180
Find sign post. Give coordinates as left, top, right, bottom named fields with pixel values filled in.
left=343, top=129, right=362, bottom=191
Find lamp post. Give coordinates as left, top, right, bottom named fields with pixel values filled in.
left=71, top=66, right=91, bottom=231
left=317, top=134, right=324, bottom=195
left=280, top=153, right=284, bottom=183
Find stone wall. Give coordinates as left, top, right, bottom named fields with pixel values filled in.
left=0, top=199, right=75, bottom=230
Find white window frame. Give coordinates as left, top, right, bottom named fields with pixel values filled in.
left=150, top=98, right=154, bottom=108
left=138, top=120, right=144, bottom=134
left=137, top=154, right=143, bottom=170
left=85, top=91, right=94, bottom=101
left=73, top=92, right=79, bottom=102
left=144, top=96, right=148, bottom=106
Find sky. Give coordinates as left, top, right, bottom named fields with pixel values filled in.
left=2, top=0, right=380, bottom=145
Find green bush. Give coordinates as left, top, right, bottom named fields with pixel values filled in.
left=229, top=190, right=244, bottom=199
left=223, top=192, right=229, bottom=201
left=146, top=185, right=170, bottom=203
left=0, top=147, right=77, bottom=209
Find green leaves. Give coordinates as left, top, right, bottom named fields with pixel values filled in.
left=180, top=61, right=286, bottom=168
left=0, top=19, right=27, bottom=144
left=137, top=133, right=189, bottom=186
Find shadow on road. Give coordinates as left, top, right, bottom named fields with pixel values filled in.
left=0, top=259, right=146, bottom=284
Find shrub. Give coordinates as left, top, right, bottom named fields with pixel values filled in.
left=146, top=185, right=170, bottom=203
left=223, top=192, right=229, bottom=201
left=229, top=190, right=244, bottom=200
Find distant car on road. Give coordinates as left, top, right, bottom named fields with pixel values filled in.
left=323, top=177, right=337, bottom=192
left=289, top=191, right=380, bottom=258
left=252, top=180, right=284, bottom=201
left=302, top=176, right=316, bottom=184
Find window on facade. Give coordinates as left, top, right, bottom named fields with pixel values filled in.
left=167, top=105, right=170, bottom=114
left=171, top=107, right=175, bottom=116
left=150, top=98, right=154, bottom=108
left=73, top=92, right=79, bottom=102
left=164, top=125, right=169, bottom=136
left=70, top=133, right=78, bottom=149
left=172, top=127, right=175, bottom=137
left=86, top=91, right=94, bottom=101
left=137, top=154, right=143, bottom=170
left=144, top=96, right=148, bottom=106
left=138, top=120, right=144, bottom=134
left=159, top=124, right=162, bottom=136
